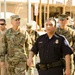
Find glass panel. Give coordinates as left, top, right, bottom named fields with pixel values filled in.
left=1, top=0, right=75, bottom=6
left=1, top=0, right=27, bottom=2
left=53, top=0, right=64, bottom=4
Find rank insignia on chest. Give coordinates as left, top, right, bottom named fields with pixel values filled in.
left=55, top=39, right=59, bottom=44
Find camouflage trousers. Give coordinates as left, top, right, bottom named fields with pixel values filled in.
left=71, top=52, right=75, bottom=75
left=8, top=62, right=26, bottom=75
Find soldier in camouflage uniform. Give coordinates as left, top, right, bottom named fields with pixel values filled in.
left=26, top=23, right=39, bottom=75
left=56, top=14, right=74, bottom=75
left=26, top=23, right=39, bottom=45
left=67, top=18, right=75, bottom=75
left=3, top=15, right=32, bottom=75
left=0, top=19, right=7, bottom=75
left=56, top=14, right=73, bottom=43
left=72, top=30, right=75, bottom=75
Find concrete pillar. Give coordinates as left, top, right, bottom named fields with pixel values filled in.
left=63, top=0, right=65, bottom=14
left=39, top=0, right=42, bottom=30
left=4, top=0, right=6, bottom=19
left=0, top=1, right=1, bottom=18
left=28, top=0, right=31, bottom=23
left=47, top=0, right=49, bottom=19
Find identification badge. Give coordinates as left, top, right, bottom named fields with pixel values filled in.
left=55, top=39, right=59, bottom=44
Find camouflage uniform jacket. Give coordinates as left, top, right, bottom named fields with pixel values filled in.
left=0, top=29, right=7, bottom=61
left=3, top=28, right=32, bottom=62
left=67, top=26, right=75, bottom=50
left=65, top=26, right=75, bottom=50
left=56, top=27, right=73, bottom=45
left=26, top=30, right=39, bottom=45
left=68, top=25, right=75, bottom=30
left=72, top=31, right=75, bottom=50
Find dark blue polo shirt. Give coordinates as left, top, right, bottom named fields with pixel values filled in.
left=31, top=33, right=73, bottom=75
left=31, top=33, right=72, bottom=63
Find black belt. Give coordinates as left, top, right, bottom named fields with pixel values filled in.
left=36, top=60, right=65, bottom=70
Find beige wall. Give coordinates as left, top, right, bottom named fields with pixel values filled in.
left=1, top=2, right=75, bottom=21
left=1, top=2, right=28, bottom=19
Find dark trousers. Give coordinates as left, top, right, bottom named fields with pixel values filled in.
left=38, top=67, right=63, bottom=75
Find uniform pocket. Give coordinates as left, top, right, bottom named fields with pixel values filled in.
left=54, top=44, right=60, bottom=49
left=53, top=44, right=62, bottom=57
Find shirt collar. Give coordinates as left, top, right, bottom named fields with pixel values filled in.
left=11, top=28, right=20, bottom=34
left=45, top=33, right=58, bottom=39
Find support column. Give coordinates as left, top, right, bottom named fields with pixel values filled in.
left=34, top=3, right=38, bottom=30
left=28, top=0, right=31, bottom=23
left=36, top=16, right=38, bottom=30
left=63, top=0, right=65, bottom=14
left=44, top=3, right=46, bottom=25
left=0, top=0, right=1, bottom=18
left=47, top=0, right=49, bottom=19
left=4, top=0, right=6, bottom=19
left=39, top=0, right=42, bottom=30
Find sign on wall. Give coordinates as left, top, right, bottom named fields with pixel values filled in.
left=34, top=3, right=38, bottom=16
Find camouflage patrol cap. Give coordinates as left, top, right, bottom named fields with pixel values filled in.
left=10, top=15, right=20, bottom=20
left=26, top=23, right=32, bottom=29
left=59, top=14, right=68, bottom=20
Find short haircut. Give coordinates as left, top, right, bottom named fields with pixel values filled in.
left=0, top=19, right=6, bottom=24
left=45, top=18, right=56, bottom=26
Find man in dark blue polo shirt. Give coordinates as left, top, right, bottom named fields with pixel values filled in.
left=27, top=18, right=73, bottom=75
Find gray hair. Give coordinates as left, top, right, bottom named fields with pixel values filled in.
left=45, top=18, right=56, bottom=26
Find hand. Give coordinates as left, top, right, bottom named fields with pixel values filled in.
left=27, top=58, right=33, bottom=67
left=65, top=68, right=71, bottom=75
left=0, top=62, right=5, bottom=66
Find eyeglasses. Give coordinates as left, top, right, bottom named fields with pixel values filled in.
left=0, top=23, right=5, bottom=25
